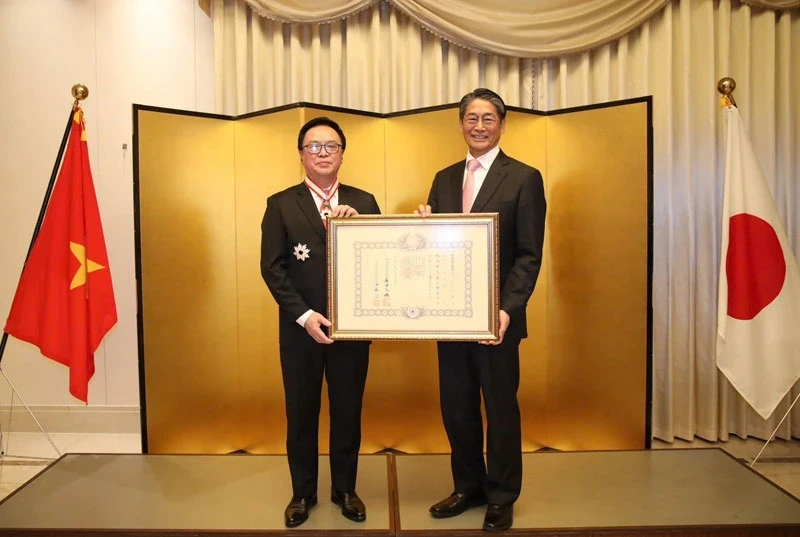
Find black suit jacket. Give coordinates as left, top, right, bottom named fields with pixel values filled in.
left=261, top=183, right=381, bottom=346
left=427, top=150, right=546, bottom=340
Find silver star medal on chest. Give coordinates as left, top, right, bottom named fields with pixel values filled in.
left=293, top=243, right=310, bottom=262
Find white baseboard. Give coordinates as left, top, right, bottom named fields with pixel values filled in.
left=0, top=406, right=140, bottom=434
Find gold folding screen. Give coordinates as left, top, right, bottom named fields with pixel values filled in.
left=135, top=99, right=650, bottom=454
left=543, top=104, right=650, bottom=450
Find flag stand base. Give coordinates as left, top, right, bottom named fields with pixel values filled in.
left=0, top=366, right=62, bottom=458
left=748, top=390, right=800, bottom=467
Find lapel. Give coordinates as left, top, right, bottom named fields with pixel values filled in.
left=448, top=167, right=463, bottom=214
left=470, top=150, right=508, bottom=213
left=295, top=184, right=326, bottom=242
left=338, top=184, right=351, bottom=212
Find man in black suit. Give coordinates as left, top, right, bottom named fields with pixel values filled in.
left=261, top=116, right=381, bottom=528
left=417, top=88, right=546, bottom=532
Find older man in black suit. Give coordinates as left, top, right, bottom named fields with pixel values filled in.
left=417, top=88, right=546, bottom=532
left=261, top=116, right=381, bottom=528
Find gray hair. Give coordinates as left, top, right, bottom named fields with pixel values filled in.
left=458, top=88, right=507, bottom=120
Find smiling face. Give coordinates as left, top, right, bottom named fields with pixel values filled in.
left=300, top=125, right=343, bottom=187
left=459, top=98, right=505, bottom=158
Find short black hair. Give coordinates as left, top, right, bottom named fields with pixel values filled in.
left=297, top=116, right=346, bottom=152
left=458, top=88, right=507, bottom=120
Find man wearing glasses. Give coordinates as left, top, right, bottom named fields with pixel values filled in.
left=417, top=88, right=546, bottom=532
left=261, top=116, right=381, bottom=528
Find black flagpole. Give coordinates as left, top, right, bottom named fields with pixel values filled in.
left=0, top=97, right=80, bottom=365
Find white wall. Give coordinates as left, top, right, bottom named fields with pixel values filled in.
left=0, top=0, right=215, bottom=416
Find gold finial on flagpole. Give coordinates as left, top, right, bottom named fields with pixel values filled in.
left=71, top=84, right=89, bottom=104
left=717, top=77, right=736, bottom=108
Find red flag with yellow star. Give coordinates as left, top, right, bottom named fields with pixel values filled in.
left=4, top=106, right=117, bottom=402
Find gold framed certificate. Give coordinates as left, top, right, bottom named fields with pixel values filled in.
left=327, top=214, right=499, bottom=340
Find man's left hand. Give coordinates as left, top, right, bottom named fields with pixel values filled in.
left=331, top=205, right=358, bottom=217
left=480, top=310, right=509, bottom=346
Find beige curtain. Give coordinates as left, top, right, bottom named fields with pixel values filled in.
left=214, top=0, right=800, bottom=443
left=243, top=0, right=677, bottom=57
left=539, top=0, right=800, bottom=443
left=214, top=0, right=533, bottom=114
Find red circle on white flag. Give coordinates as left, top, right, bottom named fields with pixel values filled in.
left=726, top=213, right=786, bottom=320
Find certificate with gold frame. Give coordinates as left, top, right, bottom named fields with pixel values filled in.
left=327, top=214, right=499, bottom=340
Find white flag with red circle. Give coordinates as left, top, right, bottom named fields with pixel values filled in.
left=716, top=105, right=800, bottom=419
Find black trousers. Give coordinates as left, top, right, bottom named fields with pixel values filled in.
left=437, top=337, right=522, bottom=506
left=280, top=340, right=370, bottom=498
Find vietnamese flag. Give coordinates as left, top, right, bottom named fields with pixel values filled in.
left=4, top=106, right=117, bottom=403
left=716, top=104, right=800, bottom=419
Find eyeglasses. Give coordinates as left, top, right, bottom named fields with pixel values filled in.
left=303, top=142, right=342, bottom=154
left=463, top=114, right=499, bottom=127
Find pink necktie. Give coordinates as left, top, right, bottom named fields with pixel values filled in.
left=462, top=159, right=481, bottom=213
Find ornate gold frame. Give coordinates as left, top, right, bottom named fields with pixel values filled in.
left=327, top=213, right=500, bottom=340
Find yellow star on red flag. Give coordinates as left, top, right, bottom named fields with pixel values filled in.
left=70, top=241, right=106, bottom=290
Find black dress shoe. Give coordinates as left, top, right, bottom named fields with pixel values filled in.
left=429, top=491, right=486, bottom=519
left=284, top=494, right=317, bottom=528
left=483, top=503, right=513, bottom=532
left=331, top=489, right=366, bottom=522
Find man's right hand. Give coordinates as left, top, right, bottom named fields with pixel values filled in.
left=304, top=312, right=334, bottom=344
left=414, top=204, right=432, bottom=216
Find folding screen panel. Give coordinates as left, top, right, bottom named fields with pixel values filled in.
left=544, top=102, right=650, bottom=450
left=136, top=110, right=240, bottom=453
